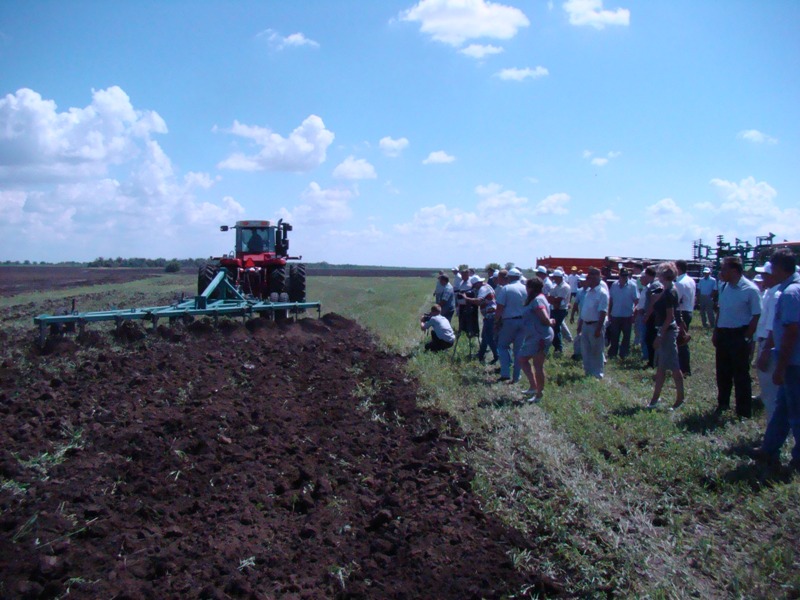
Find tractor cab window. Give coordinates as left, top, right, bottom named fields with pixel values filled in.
left=242, top=228, right=274, bottom=253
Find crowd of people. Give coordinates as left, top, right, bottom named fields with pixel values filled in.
left=420, top=249, right=800, bottom=472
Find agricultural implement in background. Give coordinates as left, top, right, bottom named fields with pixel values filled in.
left=34, top=219, right=321, bottom=346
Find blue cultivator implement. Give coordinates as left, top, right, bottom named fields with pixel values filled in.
left=34, top=219, right=321, bottom=347
left=34, top=268, right=321, bottom=347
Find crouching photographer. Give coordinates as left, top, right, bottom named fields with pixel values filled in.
left=421, top=304, right=456, bottom=352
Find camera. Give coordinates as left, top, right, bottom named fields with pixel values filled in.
left=421, top=312, right=432, bottom=323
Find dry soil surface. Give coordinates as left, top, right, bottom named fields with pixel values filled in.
left=0, top=314, right=562, bottom=599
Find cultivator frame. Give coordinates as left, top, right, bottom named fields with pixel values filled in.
left=34, top=268, right=321, bottom=347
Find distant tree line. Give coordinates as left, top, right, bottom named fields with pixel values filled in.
left=86, top=257, right=209, bottom=269
left=0, top=260, right=86, bottom=266
left=1, top=258, right=442, bottom=273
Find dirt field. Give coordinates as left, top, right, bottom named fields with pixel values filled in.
left=0, top=266, right=437, bottom=298
left=0, top=313, right=562, bottom=598
left=0, top=267, right=167, bottom=297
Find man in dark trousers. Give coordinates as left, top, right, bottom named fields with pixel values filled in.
left=713, top=256, right=761, bottom=417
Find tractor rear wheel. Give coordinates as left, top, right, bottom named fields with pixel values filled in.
left=198, top=264, right=221, bottom=297
left=270, top=266, right=288, bottom=321
left=269, top=266, right=286, bottom=295
left=289, top=263, right=307, bottom=313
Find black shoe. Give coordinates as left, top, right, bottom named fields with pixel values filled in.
left=489, top=357, right=499, bottom=365
left=752, top=447, right=781, bottom=468
left=497, top=376, right=511, bottom=382
left=714, top=406, right=729, bottom=416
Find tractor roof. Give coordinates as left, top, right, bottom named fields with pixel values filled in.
left=236, top=220, right=271, bottom=228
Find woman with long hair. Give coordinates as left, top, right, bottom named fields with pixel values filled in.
left=519, top=277, right=554, bottom=402
left=647, top=262, right=686, bottom=409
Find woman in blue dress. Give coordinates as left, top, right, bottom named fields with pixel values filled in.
left=519, top=278, right=555, bottom=402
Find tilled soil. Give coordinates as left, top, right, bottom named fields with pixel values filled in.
left=0, top=314, right=562, bottom=599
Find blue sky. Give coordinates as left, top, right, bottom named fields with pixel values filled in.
left=1, top=0, right=797, bottom=267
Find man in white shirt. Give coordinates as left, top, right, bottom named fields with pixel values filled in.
left=421, top=304, right=456, bottom=352
left=714, top=256, right=761, bottom=417
left=567, top=267, right=580, bottom=300
left=496, top=268, right=528, bottom=383
left=674, top=260, right=697, bottom=376
left=578, top=267, right=609, bottom=379
left=696, top=267, right=717, bottom=328
left=547, top=269, right=572, bottom=353
left=607, top=268, right=639, bottom=359
left=754, top=262, right=781, bottom=420
left=464, top=276, right=499, bottom=364
left=535, top=266, right=554, bottom=295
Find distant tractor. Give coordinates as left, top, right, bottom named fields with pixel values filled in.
left=34, top=219, right=319, bottom=346
left=199, top=219, right=307, bottom=310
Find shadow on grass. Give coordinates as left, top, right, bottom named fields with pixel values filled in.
left=614, top=356, right=650, bottom=372
left=611, top=405, right=649, bottom=418
left=477, top=394, right=526, bottom=410
left=674, top=408, right=735, bottom=434
left=712, top=462, right=793, bottom=492
left=700, top=436, right=795, bottom=492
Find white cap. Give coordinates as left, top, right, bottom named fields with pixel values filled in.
left=469, top=275, right=484, bottom=285
left=508, top=267, right=522, bottom=278
left=755, top=262, right=773, bottom=274
left=702, top=267, right=711, bottom=274
left=536, top=266, right=548, bottom=274
left=754, top=274, right=764, bottom=282
left=552, top=269, right=564, bottom=278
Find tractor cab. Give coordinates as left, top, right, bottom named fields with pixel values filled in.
left=221, top=219, right=293, bottom=259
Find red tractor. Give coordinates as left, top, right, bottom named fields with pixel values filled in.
left=198, top=219, right=307, bottom=309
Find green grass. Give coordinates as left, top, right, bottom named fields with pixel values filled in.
left=309, top=276, right=433, bottom=350
left=308, top=275, right=800, bottom=597
left=4, top=273, right=799, bottom=598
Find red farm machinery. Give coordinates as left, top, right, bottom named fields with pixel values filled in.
left=199, top=219, right=308, bottom=308
left=34, top=220, right=320, bottom=346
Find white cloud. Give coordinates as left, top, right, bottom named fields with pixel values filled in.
left=379, top=136, right=410, bottom=157
left=592, top=208, right=620, bottom=221
left=279, top=182, right=355, bottom=226
left=690, top=177, right=800, bottom=241
left=584, top=149, right=621, bottom=167
left=533, top=192, right=570, bottom=215
left=423, top=150, right=456, bottom=164
left=184, top=171, right=218, bottom=189
left=400, top=0, right=530, bottom=47
left=0, top=86, right=252, bottom=261
left=0, top=86, right=167, bottom=183
left=476, top=182, right=528, bottom=212
left=330, top=224, right=385, bottom=240
left=333, top=156, right=377, bottom=180
left=460, top=43, right=504, bottom=59
left=737, top=129, right=778, bottom=145
left=496, top=66, right=549, bottom=81
left=393, top=185, right=621, bottom=266
left=563, top=0, right=630, bottom=29
left=395, top=203, right=482, bottom=235
left=646, top=197, right=684, bottom=227
left=216, top=115, right=334, bottom=173
left=257, top=28, right=320, bottom=50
